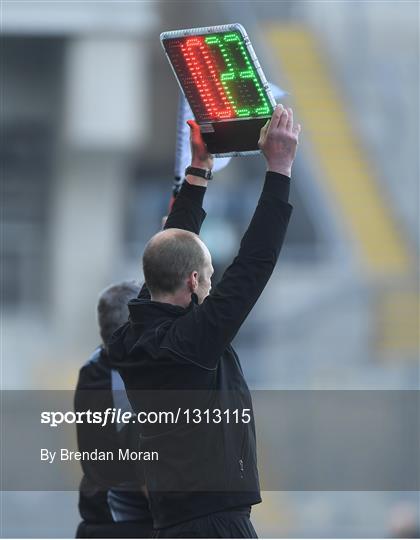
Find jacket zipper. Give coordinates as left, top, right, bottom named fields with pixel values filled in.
left=239, top=458, right=244, bottom=478
left=239, top=426, right=246, bottom=479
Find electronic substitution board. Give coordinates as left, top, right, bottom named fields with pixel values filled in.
left=160, top=24, right=276, bottom=156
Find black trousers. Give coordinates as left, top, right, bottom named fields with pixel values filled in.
left=76, top=519, right=153, bottom=538
left=154, top=507, right=258, bottom=539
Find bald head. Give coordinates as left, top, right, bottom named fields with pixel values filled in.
left=143, top=228, right=211, bottom=299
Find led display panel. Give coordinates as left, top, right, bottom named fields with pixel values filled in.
left=161, top=24, right=276, bottom=156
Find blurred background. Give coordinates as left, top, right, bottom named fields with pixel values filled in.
left=1, top=0, right=419, bottom=537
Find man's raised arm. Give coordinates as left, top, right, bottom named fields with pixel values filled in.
left=163, top=120, right=213, bottom=233
left=165, top=105, right=301, bottom=367
left=138, top=120, right=213, bottom=299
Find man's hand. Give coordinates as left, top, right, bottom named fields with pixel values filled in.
left=185, top=120, right=214, bottom=187
left=187, top=120, right=214, bottom=170
left=258, top=104, right=301, bottom=178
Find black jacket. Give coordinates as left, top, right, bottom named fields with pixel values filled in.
left=75, top=346, right=151, bottom=527
left=109, top=172, right=292, bottom=528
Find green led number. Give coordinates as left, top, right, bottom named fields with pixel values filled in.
left=205, top=33, right=270, bottom=118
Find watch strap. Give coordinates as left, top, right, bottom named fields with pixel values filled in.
left=185, top=166, right=213, bottom=180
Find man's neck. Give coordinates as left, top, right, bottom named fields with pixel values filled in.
left=150, top=291, right=190, bottom=309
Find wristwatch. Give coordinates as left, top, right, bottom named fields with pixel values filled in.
left=185, top=166, right=213, bottom=180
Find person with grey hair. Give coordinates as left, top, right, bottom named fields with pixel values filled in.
left=74, top=280, right=154, bottom=538
left=109, top=105, right=300, bottom=538
left=97, top=282, right=139, bottom=346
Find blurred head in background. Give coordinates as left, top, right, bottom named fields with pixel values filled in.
left=389, top=502, right=420, bottom=538
left=97, top=281, right=140, bottom=348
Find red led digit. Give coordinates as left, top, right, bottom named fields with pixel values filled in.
left=180, top=37, right=234, bottom=120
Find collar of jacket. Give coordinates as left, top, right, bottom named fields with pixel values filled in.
left=128, top=293, right=198, bottom=324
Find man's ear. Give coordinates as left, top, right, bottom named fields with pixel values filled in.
left=187, top=271, right=199, bottom=292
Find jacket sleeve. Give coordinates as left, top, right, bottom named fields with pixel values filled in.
left=163, top=172, right=293, bottom=369
left=138, top=181, right=207, bottom=299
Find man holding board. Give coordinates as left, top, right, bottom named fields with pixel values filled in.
left=109, top=103, right=300, bottom=538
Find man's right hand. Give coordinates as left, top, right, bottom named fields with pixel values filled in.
left=258, top=104, right=301, bottom=178
left=186, top=120, right=214, bottom=187
left=187, top=120, right=214, bottom=170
